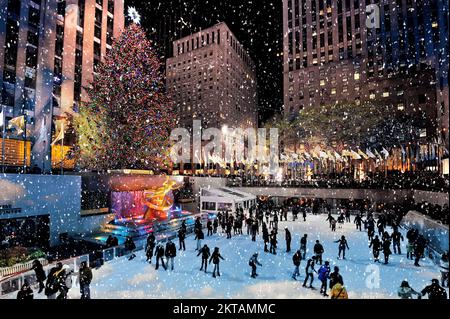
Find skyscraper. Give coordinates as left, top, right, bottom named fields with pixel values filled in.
left=0, top=0, right=125, bottom=172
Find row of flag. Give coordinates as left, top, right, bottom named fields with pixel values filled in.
left=0, top=110, right=65, bottom=146
left=280, top=147, right=390, bottom=163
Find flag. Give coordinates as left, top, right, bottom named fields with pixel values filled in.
left=51, top=120, right=65, bottom=145
left=401, top=145, right=406, bottom=163
left=342, top=149, right=352, bottom=157
left=7, top=115, right=25, bottom=135
left=0, top=107, right=4, bottom=128
left=327, top=151, right=335, bottom=162
left=351, top=150, right=362, bottom=160
left=303, top=151, right=311, bottom=159
left=334, top=151, right=343, bottom=161
left=366, top=149, right=376, bottom=159
left=381, top=147, right=389, bottom=159
left=319, top=150, right=328, bottom=159
left=34, top=119, right=48, bottom=146
left=358, top=149, right=369, bottom=160
left=374, top=149, right=383, bottom=160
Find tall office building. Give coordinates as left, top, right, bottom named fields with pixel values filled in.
left=282, top=0, right=449, bottom=146
left=0, top=0, right=124, bottom=172
left=166, top=22, right=258, bottom=130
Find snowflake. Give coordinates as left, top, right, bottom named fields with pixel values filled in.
left=127, top=6, right=141, bottom=25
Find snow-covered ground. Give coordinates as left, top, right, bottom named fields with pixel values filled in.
left=4, top=214, right=447, bottom=299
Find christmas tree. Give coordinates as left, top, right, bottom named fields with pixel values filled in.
left=74, top=23, right=176, bottom=171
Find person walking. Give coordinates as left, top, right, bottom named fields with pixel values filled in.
left=292, top=250, right=302, bottom=280
left=313, top=240, right=324, bottom=265
left=155, top=243, right=167, bottom=270
left=209, top=247, right=225, bottom=278
left=31, top=259, right=46, bottom=293
left=197, top=244, right=211, bottom=272
left=285, top=227, right=292, bottom=253
left=335, top=235, right=349, bottom=260
left=165, top=240, right=177, bottom=271
left=78, top=261, right=92, bottom=299
left=249, top=252, right=262, bottom=278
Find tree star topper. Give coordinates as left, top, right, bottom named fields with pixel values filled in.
left=127, top=6, right=141, bottom=25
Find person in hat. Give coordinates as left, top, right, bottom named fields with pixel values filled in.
left=397, top=280, right=421, bottom=299
left=421, top=279, right=448, bottom=299
left=330, top=283, right=348, bottom=299
left=249, top=252, right=262, bottom=278
left=17, top=280, right=34, bottom=300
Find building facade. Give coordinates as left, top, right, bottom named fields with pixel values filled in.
left=0, top=0, right=124, bottom=172
left=166, top=22, right=258, bottom=130
left=282, top=0, right=449, bottom=146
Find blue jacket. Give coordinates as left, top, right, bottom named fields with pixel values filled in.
left=318, top=265, right=330, bottom=281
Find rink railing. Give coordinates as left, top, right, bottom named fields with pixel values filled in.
left=0, top=219, right=205, bottom=297
left=0, top=258, right=49, bottom=278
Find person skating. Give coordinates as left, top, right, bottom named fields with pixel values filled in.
left=413, top=234, right=427, bottom=266
left=105, top=234, right=115, bottom=248
left=292, top=250, right=302, bottom=280
left=55, top=264, right=73, bottom=299
left=337, top=213, right=345, bottom=228
left=300, top=234, right=308, bottom=259
left=335, top=236, right=349, bottom=259
left=195, top=228, right=204, bottom=251
left=398, top=280, right=421, bottom=299
left=369, top=235, right=382, bottom=262
left=154, top=243, right=167, bottom=270
left=249, top=252, right=262, bottom=278
left=345, top=209, right=351, bottom=223
left=329, top=266, right=344, bottom=290
left=78, top=261, right=92, bottom=299
left=269, top=230, right=278, bottom=255
left=354, top=214, right=362, bottom=231
left=178, top=228, right=186, bottom=251
left=124, top=236, right=136, bottom=260
left=209, top=247, right=225, bottom=278
left=251, top=220, right=258, bottom=242
left=246, top=216, right=252, bottom=235
left=197, top=244, right=211, bottom=272
left=31, top=259, right=46, bottom=293
left=207, top=220, right=213, bottom=236
left=391, top=229, right=404, bottom=254
left=440, top=252, right=449, bottom=288
left=302, top=256, right=317, bottom=288
left=313, top=240, right=324, bottom=265
left=330, top=283, right=348, bottom=299
left=285, top=227, right=292, bottom=253
left=262, top=224, right=270, bottom=252
left=318, top=261, right=331, bottom=296
left=326, top=212, right=333, bottom=228
left=302, top=209, right=307, bottom=222
left=213, top=218, right=218, bottom=233
left=377, top=218, right=385, bottom=236
left=330, top=218, right=337, bottom=232
left=226, top=220, right=232, bottom=239
left=382, top=238, right=392, bottom=264
left=165, top=239, right=177, bottom=271
left=17, top=280, right=34, bottom=300
left=421, top=279, right=448, bottom=299
left=382, top=231, right=391, bottom=242
left=181, top=220, right=187, bottom=234
left=146, top=233, right=156, bottom=263
left=45, top=262, right=63, bottom=299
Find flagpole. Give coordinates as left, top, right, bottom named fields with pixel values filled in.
left=23, top=115, right=27, bottom=173
left=1, top=109, right=5, bottom=173
left=60, top=123, right=64, bottom=175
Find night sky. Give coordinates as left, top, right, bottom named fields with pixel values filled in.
left=125, top=0, right=283, bottom=124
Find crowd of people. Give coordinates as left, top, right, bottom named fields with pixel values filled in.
left=413, top=201, right=449, bottom=225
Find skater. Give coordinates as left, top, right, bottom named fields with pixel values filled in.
left=335, top=235, right=349, bottom=259
left=249, top=252, right=262, bottom=278
left=377, top=218, right=384, bottom=236
left=55, top=264, right=73, bottom=299
left=391, top=229, right=404, bottom=254
left=440, top=252, right=449, bottom=288
left=207, top=220, right=213, bottom=236
left=369, top=235, right=382, bottom=262
left=285, top=227, right=292, bottom=253
left=45, top=262, right=63, bottom=299
left=354, top=214, right=362, bottom=231
left=195, top=228, right=204, bottom=251
left=292, top=250, right=302, bottom=280
left=155, top=243, right=167, bottom=270
left=398, top=280, right=421, bottom=299
left=337, top=213, right=345, bottom=228
left=382, top=238, right=392, bottom=264
left=226, top=219, right=232, bottom=239
left=329, top=266, right=344, bottom=290
left=318, top=261, right=331, bottom=296
left=302, top=209, right=307, bottom=222
left=269, top=230, right=278, bottom=255
left=165, top=239, right=177, bottom=271
left=251, top=220, right=258, bottom=242
left=213, top=218, right=218, bottom=233
left=367, top=218, right=375, bottom=241
left=413, top=234, right=427, bottom=266
left=17, top=280, right=34, bottom=300
left=302, top=256, right=317, bottom=288
left=197, top=244, right=211, bottom=272
left=273, top=212, right=279, bottom=230
left=330, top=218, right=337, bottom=232
left=300, top=234, right=308, bottom=259
left=181, top=220, right=187, bottom=234
left=326, top=212, right=333, bottom=228
left=246, top=216, right=252, bottom=235
left=330, top=283, right=348, bottom=299
left=421, top=279, right=448, bottom=299
left=262, top=223, right=270, bottom=252
left=124, top=236, right=136, bottom=260
left=105, top=234, right=115, bottom=248
left=313, top=240, right=324, bottom=265
left=31, top=259, right=46, bottom=293
left=209, top=247, right=225, bottom=278
left=345, top=209, right=351, bottom=223
left=178, top=228, right=186, bottom=251
left=78, top=261, right=92, bottom=299
left=293, top=206, right=298, bottom=221
left=146, top=233, right=156, bottom=262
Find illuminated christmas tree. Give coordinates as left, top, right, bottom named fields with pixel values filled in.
left=74, top=23, right=176, bottom=171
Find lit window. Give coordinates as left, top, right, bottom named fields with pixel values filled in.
left=397, top=103, right=404, bottom=111
left=331, top=88, right=336, bottom=95
left=354, top=73, right=360, bottom=80
left=320, top=80, right=325, bottom=86
left=369, top=91, right=376, bottom=99
left=383, top=91, right=390, bottom=97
